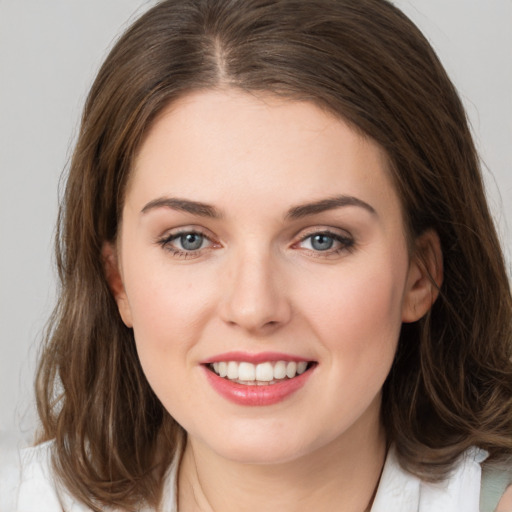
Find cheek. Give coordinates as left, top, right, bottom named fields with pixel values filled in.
left=297, top=256, right=407, bottom=365
left=122, top=267, right=216, bottom=412
left=120, top=255, right=219, bottom=379
left=297, top=258, right=407, bottom=428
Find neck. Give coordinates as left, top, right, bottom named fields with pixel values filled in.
left=178, top=405, right=386, bottom=512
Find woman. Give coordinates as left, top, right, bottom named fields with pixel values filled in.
left=2, top=0, right=511, bottom=510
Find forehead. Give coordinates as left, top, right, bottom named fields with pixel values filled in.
left=127, top=89, right=400, bottom=220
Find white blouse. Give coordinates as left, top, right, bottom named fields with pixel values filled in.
left=0, top=440, right=493, bottom=511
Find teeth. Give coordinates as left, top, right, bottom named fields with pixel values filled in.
left=273, top=361, right=287, bottom=379
left=255, top=362, right=274, bottom=381
left=286, top=361, right=297, bottom=378
left=209, top=360, right=311, bottom=383
left=238, top=362, right=255, bottom=381
left=297, top=361, right=307, bottom=374
left=227, top=361, right=239, bottom=380
left=218, top=362, right=227, bottom=377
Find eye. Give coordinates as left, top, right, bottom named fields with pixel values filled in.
left=157, top=229, right=218, bottom=258
left=296, top=230, right=354, bottom=255
left=176, top=232, right=206, bottom=251
left=305, top=233, right=336, bottom=251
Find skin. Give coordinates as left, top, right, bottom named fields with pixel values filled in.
left=497, top=487, right=512, bottom=511
left=105, top=89, right=442, bottom=512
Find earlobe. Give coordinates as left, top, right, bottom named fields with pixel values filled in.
left=102, top=242, right=133, bottom=328
left=402, top=229, right=443, bottom=323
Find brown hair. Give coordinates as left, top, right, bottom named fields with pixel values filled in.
left=36, top=0, right=512, bottom=509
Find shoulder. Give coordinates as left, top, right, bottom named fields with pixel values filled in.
left=0, top=440, right=92, bottom=512
left=0, top=439, right=171, bottom=512
left=373, top=446, right=511, bottom=511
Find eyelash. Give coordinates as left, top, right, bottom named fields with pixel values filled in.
left=295, top=230, right=355, bottom=257
left=156, top=228, right=355, bottom=259
left=157, top=229, right=216, bottom=259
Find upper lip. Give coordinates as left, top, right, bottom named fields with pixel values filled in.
left=201, top=351, right=314, bottom=365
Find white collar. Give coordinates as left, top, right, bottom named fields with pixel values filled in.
left=371, top=445, right=488, bottom=512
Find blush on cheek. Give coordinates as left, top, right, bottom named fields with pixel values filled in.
left=317, top=271, right=404, bottom=370
left=327, top=268, right=403, bottom=325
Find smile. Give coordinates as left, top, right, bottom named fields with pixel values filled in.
left=202, top=354, right=317, bottom=406
left=209, top=360, right=309, bottom=385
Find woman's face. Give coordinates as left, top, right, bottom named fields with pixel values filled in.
left=110, top=89, right=431, bottom=464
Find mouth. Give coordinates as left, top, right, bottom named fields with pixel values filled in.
left=201, top=352, right=317, bottom=405
left=206, top=360, right=316, bottom=386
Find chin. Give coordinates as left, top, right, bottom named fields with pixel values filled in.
left=192, top=419, right=334, bottom=466
left=215, top=440, right=310, bottom=466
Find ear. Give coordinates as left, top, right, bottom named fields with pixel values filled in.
left=402, top=229, right=443, bottom=323
left=102, top=242, right=133, bottom=328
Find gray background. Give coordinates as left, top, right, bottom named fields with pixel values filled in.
left=1, top=0, right=511, bottom=446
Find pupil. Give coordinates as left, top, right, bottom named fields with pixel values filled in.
left=181, top=233, right=203, bottom=250
left=311, top=234, right=333, bottom=251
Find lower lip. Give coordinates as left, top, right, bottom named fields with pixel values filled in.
left=203, top=366, right=314, bottom=406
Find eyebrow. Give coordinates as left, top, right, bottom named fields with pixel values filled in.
left=286, top=195, right=377, bottom=219
left=140, top=194, right=376, bottom=219
left=141, top=197, right=222, bottom=218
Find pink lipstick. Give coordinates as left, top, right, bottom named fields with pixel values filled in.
left=201, top=352, right=316, bottom=406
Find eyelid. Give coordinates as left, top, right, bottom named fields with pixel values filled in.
left=292, top=226, right=355, bottom=256
left=156, top=226, right=222, bottom=258
left=155, top=225, right=354, bottom=259
left=156, top=225, right=217, bottom=242
left=293, top=225, right=353, bottom=243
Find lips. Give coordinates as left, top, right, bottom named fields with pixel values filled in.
left=210, top=360, right=309, bottom=383
left=202, top=352, right=316, bottom=405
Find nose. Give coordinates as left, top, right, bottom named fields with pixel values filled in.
left=219, top=248, right=292, bottom=335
